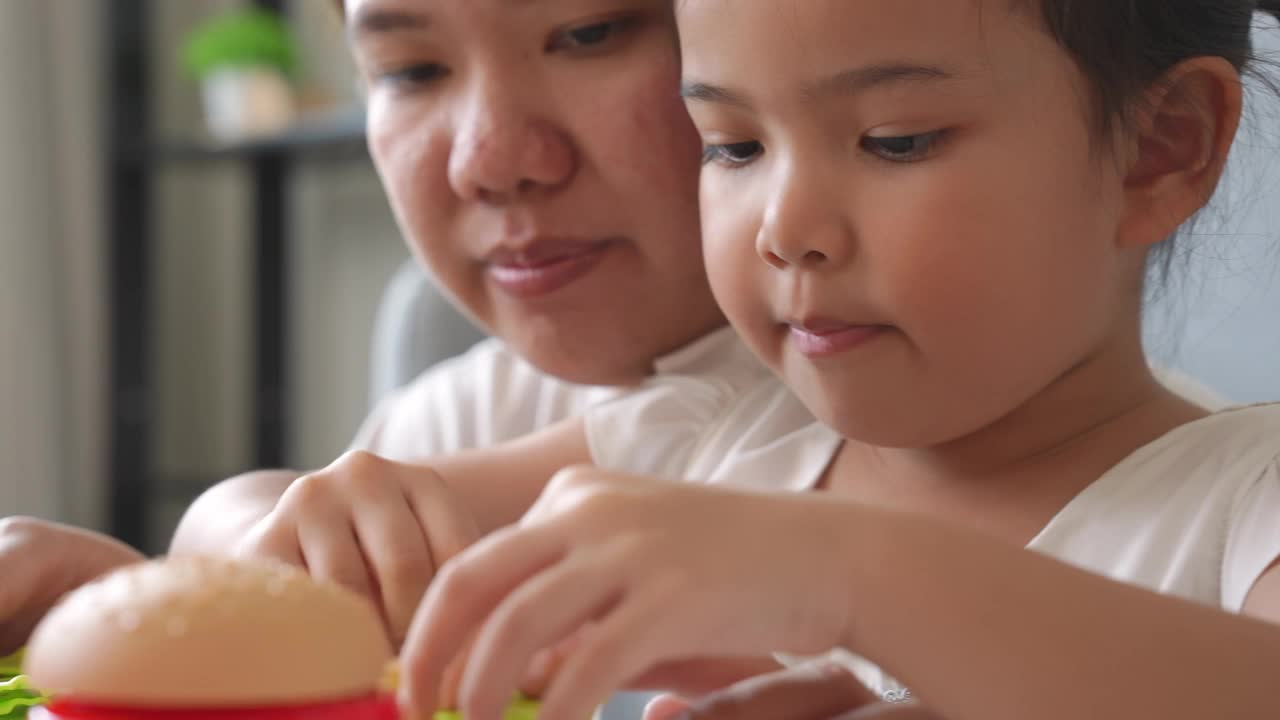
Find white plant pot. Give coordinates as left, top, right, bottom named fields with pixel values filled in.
left=200, top=66, right=296, bottom=143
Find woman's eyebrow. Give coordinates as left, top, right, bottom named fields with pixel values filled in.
left=347, top=6, right=432, bottom=43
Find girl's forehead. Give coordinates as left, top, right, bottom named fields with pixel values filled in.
left=675, top=0, right=1056, bottom=92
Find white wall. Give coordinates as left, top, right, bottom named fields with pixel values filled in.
left=144, top=0, right=410, bottom=539
left=0, top=0, right=409, bottom=537
left=0, top=0, right=106, bottom=525
left=1146, top=24, right=1280, bottom=403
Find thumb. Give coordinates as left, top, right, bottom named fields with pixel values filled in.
left=643, top=694, right=692, bottom=720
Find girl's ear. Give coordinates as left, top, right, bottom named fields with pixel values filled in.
left=1116, top=56, right=1244, bottom=249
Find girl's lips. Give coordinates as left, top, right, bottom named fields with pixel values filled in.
left=788, top=323, right=887, bottom=358
left=487, top=240, right=615, bottom=299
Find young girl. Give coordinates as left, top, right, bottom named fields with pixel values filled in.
left=388, top=2, right=1280, bottom=719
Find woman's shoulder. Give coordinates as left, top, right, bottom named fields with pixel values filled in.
left=355, top=339, right=618, bottom=456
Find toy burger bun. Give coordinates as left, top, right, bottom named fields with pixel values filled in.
left=24, top=556, right=393, bottom=709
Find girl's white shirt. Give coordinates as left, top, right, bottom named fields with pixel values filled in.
left=585, top=339, right=1280, bottom=700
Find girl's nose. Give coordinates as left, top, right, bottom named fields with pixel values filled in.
left=755, top=174, right=853, bottom=270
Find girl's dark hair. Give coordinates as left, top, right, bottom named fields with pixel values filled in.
left=1025, top=1, right=1280, bottom=294
left=1030, top=1, right=1280, bottom=135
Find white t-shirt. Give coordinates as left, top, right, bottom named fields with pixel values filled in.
left=588, top=368, right=1280, bottom=700
left=833, top=403, right=1280, bottom=700
left=352, top=328, right=757, bottom=460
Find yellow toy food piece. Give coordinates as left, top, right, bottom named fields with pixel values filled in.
left=0, top=651, right=22, bottom=679
left=383, top=662, right=544, bottom=719
left=434, top=697, right=541, bottom=720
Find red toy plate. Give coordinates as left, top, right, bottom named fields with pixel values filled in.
left=30, top=696, right=398, bottom=720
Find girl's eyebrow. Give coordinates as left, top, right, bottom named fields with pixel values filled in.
left=802, top=63, right=955, bottom=101
left=681, top=62, right=956, bottom=110
left=680, top=80, right=751, bottom=108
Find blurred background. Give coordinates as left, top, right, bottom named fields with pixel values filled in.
left=0, top=0, right=478, bottom=554
left=0, top=1, right=1277, bottom=557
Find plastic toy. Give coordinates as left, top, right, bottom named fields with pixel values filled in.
left=15, top=558, right=547, bottom=720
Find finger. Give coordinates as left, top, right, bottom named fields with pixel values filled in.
left=519, top=629, right=588, bottom=698
left=677, top=662, right=879, bottom=720
left=349, top=483, right=432, bottom=648
left=235, top=529, right=306, bottom=570
left=643, top=694, right=692, bottom=720
left=401, top=466, right=483, bottom=568
left=235, top=512, right=307, bottom=568
left=437, top=640, right=473, bottom=711
left=458, top=553, right=625, bottom=720
left=0, top=556, right=44, bottom=655
left=44, top=525, right=142, bottom=589
left=0, top=543, right=43, bottom=627
left=297, top=513, right=378, bottom=606
left=536, top=600, right=667, bottom=720
left=398, top=526, right=565, bottom=718
left=0, top=605, right=44, bottom=657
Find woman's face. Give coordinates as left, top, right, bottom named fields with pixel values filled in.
left=347, top=0, right=724, bottom=386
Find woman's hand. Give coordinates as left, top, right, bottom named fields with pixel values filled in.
left=0, top=518, right=144, bottom=654
left=234, top=450, right=483, bottom=649
left=399, top=467, right=856, bottom=720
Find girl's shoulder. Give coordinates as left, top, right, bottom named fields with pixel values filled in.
left=1153, top=402, right=1280, bottom=464
left=1091, top=402, right=1280, bottom=505
left=1031, top=403, right=1280, bottom=611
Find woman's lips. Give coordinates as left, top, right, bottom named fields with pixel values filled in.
left=788, top=322, right=887, bottom=358
left=487, top=239, right=615, bottom=299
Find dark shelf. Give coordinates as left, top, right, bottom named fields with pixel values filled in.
left=106, top=0, right=352, bottom=553
left=152, top=107, right=368, bottom=163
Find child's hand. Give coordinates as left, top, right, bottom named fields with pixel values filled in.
left=640, top=662, right=937, bottom=720
left=234, top=451, right=482, bottom=649
left=398, top=467, right=855, bottom=720
left=0, top=518, right=144, bottom=654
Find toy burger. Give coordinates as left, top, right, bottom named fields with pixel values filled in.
left=18, top=557, right=543, bottom=720
left=21, top=556, right=397, bottom=720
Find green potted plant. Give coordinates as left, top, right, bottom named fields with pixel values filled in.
left=181, top=7, right=300, bottom=142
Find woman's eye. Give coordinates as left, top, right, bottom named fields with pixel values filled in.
left=702, top=140, right=764, bottom=167
left=860, top=131, right=946, bottom=162
left=378, top=63, right=448, bottom=90
left=548, top=17, right=636, bottom=51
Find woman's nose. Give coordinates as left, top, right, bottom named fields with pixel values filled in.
left=447, top=90, right=577, bottom=204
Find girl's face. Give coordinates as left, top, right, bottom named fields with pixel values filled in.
left=681, top=0, right=1143, bottom=447
left=347, top=0, right=724, bottom=386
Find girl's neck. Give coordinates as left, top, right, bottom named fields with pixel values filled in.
left=823, top=333, right=1208, bottom=542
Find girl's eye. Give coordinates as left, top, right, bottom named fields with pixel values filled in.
left=548, top=17, right=637, bottom=51
left=860, top=130, right=947, bottom=162
left=702, top=140, right=764, bottom=168
left=378, top=63, right=449, bottom=91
